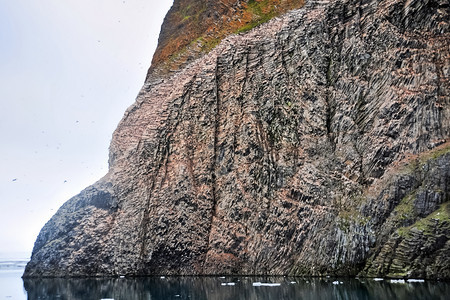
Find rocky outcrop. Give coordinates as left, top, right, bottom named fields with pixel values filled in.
left=24, top=0, right=450, bottom=278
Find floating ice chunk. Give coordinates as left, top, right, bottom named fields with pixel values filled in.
left=407, top=279, right=425, bottom=283
left=390, top=279, right=405, bottom=284
left=221, top=282, right=236, bottom=286
left=252, top=282, right=281, bottom=287
left=373, top=278, right=384, bottom=281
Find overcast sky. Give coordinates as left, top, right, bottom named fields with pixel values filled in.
left=0, top=0, right=173, bottom=256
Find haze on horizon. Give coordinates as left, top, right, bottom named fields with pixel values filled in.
left=0, top=0, right=173, bottom=256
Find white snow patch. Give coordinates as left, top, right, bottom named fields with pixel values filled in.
left=407, top=279, right=425, bottom=283
left=160, top=276, right=165, bottom=279
left=221, top=282, right=236, bottom=286
left=290, top=281, right=296, bottom=284
left=219, top=276, right=226, bottom=279
left=252, top=282, right=281, bottom=287
left=373, top=278, right=384, bottom=281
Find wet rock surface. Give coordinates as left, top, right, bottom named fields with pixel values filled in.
left=24, top=0, right=450, bottom=278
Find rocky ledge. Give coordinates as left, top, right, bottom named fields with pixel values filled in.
left=24, top=0, right=449, bottom=278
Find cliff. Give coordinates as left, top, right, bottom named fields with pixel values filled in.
left=24, top=0, right=450, bottom=278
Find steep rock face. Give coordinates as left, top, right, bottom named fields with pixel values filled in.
left=24, top=0, right=450, bottom=278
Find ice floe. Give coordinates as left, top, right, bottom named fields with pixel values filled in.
left=390, top=279, right=405, bottom=284
left=407, top=279, right=425, bottom=283
left=252, top=282, right=281, bottom=287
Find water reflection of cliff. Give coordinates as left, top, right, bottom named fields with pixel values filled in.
left=23, top=277, right=450, bottom=300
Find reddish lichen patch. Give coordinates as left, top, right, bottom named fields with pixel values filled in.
left=148, top=0, right=305, bottom=78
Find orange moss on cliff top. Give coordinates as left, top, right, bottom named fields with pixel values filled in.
left=147, top=0, right=305, bottom=77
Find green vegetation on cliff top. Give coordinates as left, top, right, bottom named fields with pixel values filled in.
left=152, top=0, right=305, bottom=75
left=236, top=0, right=279, bottom=33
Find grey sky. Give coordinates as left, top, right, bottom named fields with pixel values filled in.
left=0, top=0, right=172, bottom=255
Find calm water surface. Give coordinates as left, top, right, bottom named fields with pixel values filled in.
left=2, top=267, right=449, bottom=300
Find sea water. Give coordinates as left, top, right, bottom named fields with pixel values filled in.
left=2, top=263, right=449, bottom=299
left=0, top=252, right=29, bottom=299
